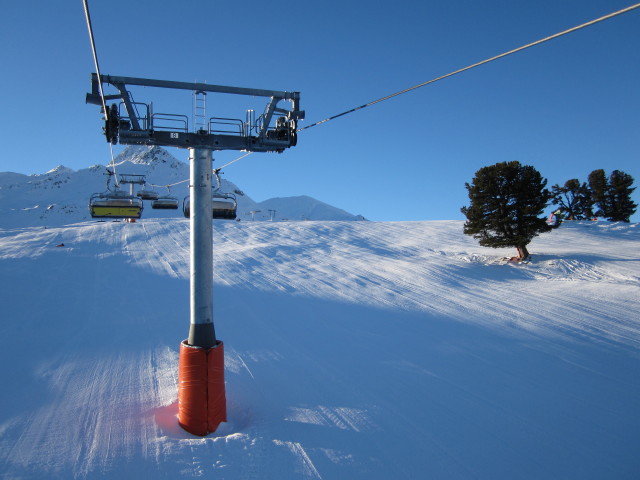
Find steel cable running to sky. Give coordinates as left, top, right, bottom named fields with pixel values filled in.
left=217, top=2, right=640, bottom=170
left=298, top=2, right=640, bottom=132
left=82, top=0, right=120, bottom=182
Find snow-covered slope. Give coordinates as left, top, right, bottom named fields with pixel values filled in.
left=0, top=146, right=364, bottom=227
left=256, top=196, right=365, bottom=221
left=0, top=220, right=638, bottom=479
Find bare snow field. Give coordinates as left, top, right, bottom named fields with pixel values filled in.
left=0, top=219, right=638, bottom=479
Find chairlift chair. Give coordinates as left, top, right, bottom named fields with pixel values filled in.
left=183, top=196, right=189, bottom=218
left=152, top=195, right=179, bottom=210
left=152, top=186, right=179, bottom=210
left=212, top=193, right=237, bottom=220
left=182, top=193, right=237, bottom=220
left=137, top=188, right=159, bottom=201
left=89, top=190, right=143, bottom=219
left=210, top=170, right=237, bottom=219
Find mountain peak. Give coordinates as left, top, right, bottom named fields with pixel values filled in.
left=45, top=165, right=74, bottom=175
left=117, top=146, right=179, bottom=166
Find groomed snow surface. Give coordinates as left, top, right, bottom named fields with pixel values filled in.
left=0, top=220, right=638, bottom=479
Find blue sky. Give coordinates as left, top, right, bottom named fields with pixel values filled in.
left=1, top=0, right=639, bottom=221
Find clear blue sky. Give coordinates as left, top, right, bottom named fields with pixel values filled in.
left=1, top=0, right=639, bottom=221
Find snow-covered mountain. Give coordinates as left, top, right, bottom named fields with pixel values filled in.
left=257, top=195, right=365, bottom=221
left=0, top=146, right=365, bottom=227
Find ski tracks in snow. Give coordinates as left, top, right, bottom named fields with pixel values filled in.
left=125, top=221, right=190, bottom=279
left=1, top=219, right=639, bottom=479
left=205, top=220, right=639, bottom=349
left=0, top=346, right=179, bottom=478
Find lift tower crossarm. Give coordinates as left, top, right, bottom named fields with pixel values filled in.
left=90, top=74, right=300, bottom=102
left=86, top=73, right=303, bottom=152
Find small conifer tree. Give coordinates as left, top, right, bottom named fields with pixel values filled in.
left=550, top=179, right=593, bottom=220
left=587, top=169, right=609, bottom=217
left=587, top=169, right=636, bottom=222
left=461, top=161, right=552, bottom=260
left=607, top=170, right=637, bottom=222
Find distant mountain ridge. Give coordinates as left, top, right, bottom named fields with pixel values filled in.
left=0, top=146, right=365, bottom=228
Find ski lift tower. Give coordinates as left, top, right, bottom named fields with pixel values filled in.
left=87, top=74, right=303, bottom=436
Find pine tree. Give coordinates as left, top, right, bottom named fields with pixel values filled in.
left=461, top=161, right=552, bottom=260
left=607, top=170, right=637, bottom=222
left=587, top=169, right=609, bottom=217
left=587, top=169, right=636, bottom=222
left=550, top=179, right=593, bottom=220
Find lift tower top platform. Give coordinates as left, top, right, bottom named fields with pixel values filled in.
left=86, top=73, right=303, bottom=153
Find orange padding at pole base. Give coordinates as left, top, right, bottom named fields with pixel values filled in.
left=178, top=339, right=227, bottom=436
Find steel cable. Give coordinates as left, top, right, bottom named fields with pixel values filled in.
left=298, top=2, right=640, bottom=131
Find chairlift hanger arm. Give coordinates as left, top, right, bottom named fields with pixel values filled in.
left=111, top=81, right=142, bottom=131
left=259, top=97, right=280, bottom=139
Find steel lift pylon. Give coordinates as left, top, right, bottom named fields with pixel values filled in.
left=87, top=74, right=303, bottom=435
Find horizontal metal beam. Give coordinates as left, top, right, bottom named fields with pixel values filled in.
left=92, top=73, right=299, bottom=101
left=117, top=130, right=290, bottom=152
left=86, top=92, right=122, bottom=105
